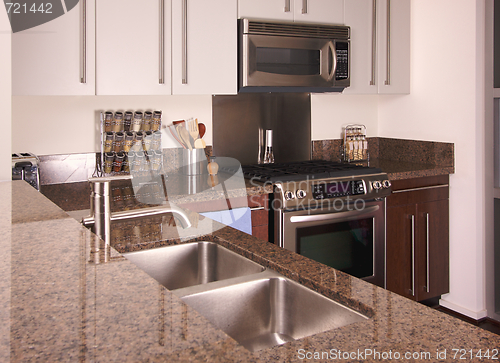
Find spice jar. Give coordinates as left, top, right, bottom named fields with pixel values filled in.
left=123, top=111, right=133, bottom=132
left=104, top=111, right=113, bottom=132
left=124, top=131, right=134, bottom=153
left=113, top=111, right=123, bottom=132
left=104, top=132, right=114, bottom=153
left=152, top=110, right=162, bottom=131
left=143, top=111, right=153, bottom=132
left=113, top=132, right=125, bottom=153
left=132, top=111, right=143, bottom=132
left=133, top=132, right=144, bottom=152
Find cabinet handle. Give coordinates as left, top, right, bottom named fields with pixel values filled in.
left=284, top=0, right=291, bottom=12
left=370, top=0, right=377, bottom=86
left=392, top=184, right=449, bottom=194
left=80, top=0, right=86, bottom=84
left=182, top=0, right=188, bottom=84
left=385, top=0, right=391, bottom=86
left=302, top=0, right=308, bottom=14
left=425, top=212, right=430, bottom=293
left=410, top=214, right=415, bottom=297
left=250, top=206, right=265, bottom=211
left=159, top=0, right=165, bottom=84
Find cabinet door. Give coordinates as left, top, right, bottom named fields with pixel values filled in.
left=238, top=0, right=344, bottom=24
left=12, top=0, right=96, bottom=95
left=172, top=0, right=237, bottom=95
left=293, top=0, right=344, bottom=25
left=376, top=0, right=410, bottom=94
left=96, top=0, right=171, bottom=95
left=343, top=0, right=377, bottom=94
left=415, top=200, right=449, bottom=301
left=343, top=0, right=410, bottom=95
left=238, top=0, right=294, bottom=21
left=386, top=204, right=416, bottom=300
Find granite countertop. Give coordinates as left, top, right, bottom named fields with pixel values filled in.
left=371, top=158, right=454, bottom=181
left=3, top=180, right=498, bottom=362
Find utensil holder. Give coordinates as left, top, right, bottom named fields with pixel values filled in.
left=182, top=149, right=207, bottom=175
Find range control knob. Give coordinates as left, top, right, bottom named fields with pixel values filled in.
left=382, top=180, right=392, bottom=189
left=284, top=190, right=295, bottom=201
left=372, top=181, right=382, bottom=190
left=296, top=189, right=307, bottom=199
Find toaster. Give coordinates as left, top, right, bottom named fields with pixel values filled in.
left=12, top=152, right=40, bottom=191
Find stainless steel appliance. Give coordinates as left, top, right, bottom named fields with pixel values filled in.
left=241, top=161, right=391, bottom=288
left=239, top=19, right=350, bottom=93
left=12, top=152, right=40, bottom=191
left=213, top=93, right=311, bottom=166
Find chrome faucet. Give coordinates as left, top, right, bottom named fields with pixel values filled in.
left=82, top=175, right=192, bottom=247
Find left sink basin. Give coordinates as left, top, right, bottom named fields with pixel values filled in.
left=123, top=242, right=265, bottom=290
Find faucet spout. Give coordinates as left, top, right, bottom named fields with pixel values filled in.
left=110, top=205, right=192, bottom=229
left=82, top=175, right=192, bottom=246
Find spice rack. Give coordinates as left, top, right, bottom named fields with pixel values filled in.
left=342, top=124, right=369, bottom=163
left=99, top=110, right=163, bottom=177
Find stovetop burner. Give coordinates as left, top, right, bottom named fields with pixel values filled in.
left=238, top=160, right=382, bottom=182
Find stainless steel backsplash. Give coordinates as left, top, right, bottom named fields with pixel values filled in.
left=212, top=93, right=311, bottom=166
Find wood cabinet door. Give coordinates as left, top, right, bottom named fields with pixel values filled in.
left=96, top=0, right=171, bottom=95
left=12, top=0, right=96, bottom=95
left=172, top=0, right=237, bottom=95
left=386, top=204, right=416, bottom=300
left=415, top=200, right=450, bottom=301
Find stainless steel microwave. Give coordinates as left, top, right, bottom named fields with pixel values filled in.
left=238, top=19, right=350, bottom=93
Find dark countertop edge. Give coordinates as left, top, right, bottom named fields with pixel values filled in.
left=386, top=166, right=455, bottom=181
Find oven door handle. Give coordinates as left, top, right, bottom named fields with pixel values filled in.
left=289, top=205, right=379, bottom=224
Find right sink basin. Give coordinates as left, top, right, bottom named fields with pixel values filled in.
left=179, top=275, right=369, bottom=352
left=123, top=241, right=265, bottom=290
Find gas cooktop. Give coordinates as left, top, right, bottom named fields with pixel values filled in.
left=239, top=160, right=382, bottom=182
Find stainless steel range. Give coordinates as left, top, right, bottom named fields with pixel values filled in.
left=242, top=160, right=392, bottom=288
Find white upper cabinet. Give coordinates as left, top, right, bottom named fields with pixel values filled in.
left=12, top=0, right=96, bottom=95
left=344, top=0, right=410, bottom=94
left=171, top=0, right=237, bottom=95
left=238, top=0, right=344, bottom=25
left=96, top=0, right=171, bottom=95
left=238, top=0, right=294, bottom=22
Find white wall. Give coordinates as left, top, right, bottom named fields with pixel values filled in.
left=311, top=94, right=379, bottom=140
left=0, top=7, right=12, bottom=180
left=378, top=0, right=487, bottom=319
left=11, top=95, right=212, bottom=155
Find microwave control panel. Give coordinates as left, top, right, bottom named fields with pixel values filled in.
left=312, top=180, right=365, bottom=200
left=335, top=41, right=349, bottom=81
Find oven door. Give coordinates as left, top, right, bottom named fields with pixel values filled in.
left=276, top=199, right=385, bottom=288
left=241, top=33, right=348, bottom=88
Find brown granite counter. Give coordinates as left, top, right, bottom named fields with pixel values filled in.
left=3, top=180, right=499, bottom=362
left=313, top=137, right=455, bottom=181
left=370, top=158, right=454, bottom=181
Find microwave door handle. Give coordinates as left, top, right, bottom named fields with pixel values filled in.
left=327, top=41, right=337, bottom=82
left=290, top=205, right=379, bottom=224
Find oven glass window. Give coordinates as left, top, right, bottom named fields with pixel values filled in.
left=296, top=218, right=374, bottom=278
left=255, top=47, right=320, bottom=75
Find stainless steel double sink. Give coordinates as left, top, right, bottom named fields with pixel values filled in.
left=124, top=241, right=368, bottom=352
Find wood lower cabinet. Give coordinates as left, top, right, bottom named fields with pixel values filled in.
left=178, top=193, right=270, bottom=241
left=386, top=175, right=449, bottom=301
left=247, top=194, right=270, bottom=241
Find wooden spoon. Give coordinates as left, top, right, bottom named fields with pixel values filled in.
left=176, top=124, right=192, bottom=150
left=198, top=123, right=206, bottom=138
